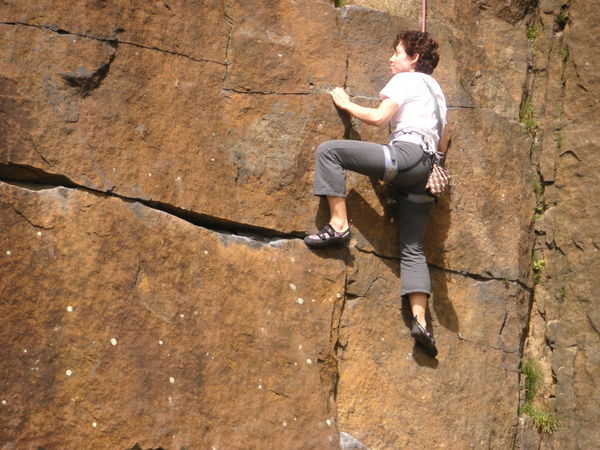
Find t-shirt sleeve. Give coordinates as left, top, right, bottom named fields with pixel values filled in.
left=379, top=74, right=408, bottom=106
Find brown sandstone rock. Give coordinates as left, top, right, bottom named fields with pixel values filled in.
left=0, top=0, right=567, bottom=448
left=337, top=249, right=527, bottom=449
left=0, top=182, right=345, bottom=449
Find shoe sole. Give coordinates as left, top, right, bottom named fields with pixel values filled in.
left=303, top=234, right=351, bottom=248
left=411, top=329, right=438, bottom=357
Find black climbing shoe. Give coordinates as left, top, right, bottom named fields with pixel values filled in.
left=304, top=224, right=351, bottom=248
left=411, top=316, right=438, bottom=357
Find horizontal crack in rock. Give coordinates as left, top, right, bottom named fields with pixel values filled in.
left=355, top=246, right=530, bottom=289
left=456, top=334, right=518, bottom=355
left=221, top=87, right=321, bottom=96
left=0, top=163, right=304, bottom=245
left=0, top=21, right=226, bottom=66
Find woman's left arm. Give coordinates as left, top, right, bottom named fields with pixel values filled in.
left=330, top=87, right=398, bottom=128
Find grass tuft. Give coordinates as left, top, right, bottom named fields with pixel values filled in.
left=519, top=360, right=559, bottom=433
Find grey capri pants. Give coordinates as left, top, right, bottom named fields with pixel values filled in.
left=313, top=139, right=434, bottom=298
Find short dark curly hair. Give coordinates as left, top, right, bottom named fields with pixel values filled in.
left=394, top=31, right=440, bottom=75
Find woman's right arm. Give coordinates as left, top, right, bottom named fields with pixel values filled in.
left=330, top=87, right=398, bottom=128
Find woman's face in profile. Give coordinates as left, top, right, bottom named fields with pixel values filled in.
left=389, top=43, right=418, bottom=74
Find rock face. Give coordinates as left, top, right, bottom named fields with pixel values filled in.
left=0, top=0, right=595, bottom=448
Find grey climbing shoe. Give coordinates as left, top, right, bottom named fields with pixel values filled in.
left=304, top=224, right=351, bottom=248
left=411, top=316, right=438, bottom=357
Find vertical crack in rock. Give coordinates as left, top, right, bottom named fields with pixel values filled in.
left=318, top=251, right=350, bottom=423
left=516, top=0, right=571, bottom=443
left=221, top=1, right=234, bottom=95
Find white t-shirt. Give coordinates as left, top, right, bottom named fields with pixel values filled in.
left=379, top=72, right=447, bottom=144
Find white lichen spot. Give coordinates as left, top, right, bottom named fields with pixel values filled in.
left=37, top=231, right=42, bottom=237
left=311, top=299, right=316, bottom=303
left=6, top=250, right=11, bottom=256
left=260, top=327, right=267, bottom=334
left=66, top=306, right=73, bottom=312
left=306, top=358, right=312, bottom=365
left=92, top=422, right=97, bottom=428
left=210, top=158, right=215, bottom=162
left=298, top=344, right=303, bottom=350
left=289, top=283, right=297, bottom=291
left=179, top=314, right=184, bottom=318
left=169, top=377, right=175, bottom=384
left=258, top=384, right=263, bottom=389
left=158, top=340, right=164, bottom=345
left=148, top=173, right=152, bottom=177
left=110, top=338, right=118, bottom=346
left=65, top=369, right=73, bottom=376
left=336, top=293, right=342, bottom=299
left=176, top=176, right=182, bottom=182
left=282, top=420, right=288, bottom=427
left=294, top=362, right=298, bottom=366
left=2, top=400, right=7, bottom=406
left=267, top=309, right=272, bottom=315
left=296, top=298, right=304, bottom=305
left=204, top=250, right=208, bottom=255
left=381, top=337, right=385, bottom=341
left=326, top=419, right=332, bottom=426
left=206, top=352, right=210, bottom=356
left=278, top=53, right=283, bottom=57
left=290, top=257, right=295, bottom=263
left=168, top=396, right=174, bottom=407
left=294, top=417, right=297, bottom=421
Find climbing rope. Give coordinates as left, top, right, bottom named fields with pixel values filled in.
left=420, top=0, right=427, bottom=32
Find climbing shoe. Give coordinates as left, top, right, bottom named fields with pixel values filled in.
left=411, top=316, right=438, bottom=357
left=304, top=224, right=351, bottom=248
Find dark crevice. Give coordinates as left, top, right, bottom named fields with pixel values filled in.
left=0, top=162, right=305, bottom=244
left=61, top=42, right=117, bottom=97
left=0, top=21, right=226, bottom=67
left=221, top=88, right=315, bottom=96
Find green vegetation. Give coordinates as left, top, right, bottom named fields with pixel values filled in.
left=532, top=181, right=544, bottom=196
left=558, top=46, right=569, bottom=62
left=556, top=12, right=569, bottom=30
left=532, top=254, right=545, bottom=284
left=334, top=0, right=347, bottom=7
left=520, top=101, right=536, bottom=135
left=555, top=134, right=563, bottom=150
left=526, top=24, right=538, bottom=44
left=519, top=360, right=559, bottom=433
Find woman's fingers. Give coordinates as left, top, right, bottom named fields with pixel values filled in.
left=330, top=87, right=349, bottom=107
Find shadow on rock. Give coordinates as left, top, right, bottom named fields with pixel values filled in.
left=425, top=192, right=460, bottom=334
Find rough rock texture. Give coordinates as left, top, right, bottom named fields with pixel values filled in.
left=1, top=0, right=593, bottom=448
left=517, top=0, right=600, bottom=448
left=0, top=182, right=344, bottom=448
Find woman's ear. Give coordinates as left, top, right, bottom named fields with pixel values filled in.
left=411, top=53, right=420, bottom=65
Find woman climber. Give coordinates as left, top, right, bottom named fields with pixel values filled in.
left=304, top=31, right=448, bottom=357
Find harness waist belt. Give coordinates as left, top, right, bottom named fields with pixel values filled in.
left=398, top=191, right=435, bottom=203
left=390, top=133, right=423, bottom=146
